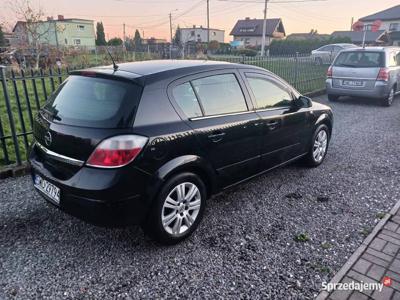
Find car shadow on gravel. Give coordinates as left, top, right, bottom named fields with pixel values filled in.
left=333, top=95, right=400, bottom=106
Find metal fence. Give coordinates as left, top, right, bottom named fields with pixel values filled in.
left=0, top=55, right=329, bottom=168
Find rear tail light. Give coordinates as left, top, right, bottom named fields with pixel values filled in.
left=86, top=135, right=148, bottom=168
left=377, top=68, right=390, bottom=81
left=326, top=66, right=333, bottom=78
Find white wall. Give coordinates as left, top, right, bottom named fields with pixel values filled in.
left=233, top=36, right=271, bottom=47
left=181, top=28, right=225, bottom=44
left=363, top=20, right=400, bottom=31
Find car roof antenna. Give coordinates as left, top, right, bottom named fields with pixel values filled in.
left=106, top=47, right=119, bottom=71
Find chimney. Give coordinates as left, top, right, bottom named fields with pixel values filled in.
left=47, top=16, right=53, bottom=21
left=245, top=17, right=250, bottom=20
left=58, top=15, right=64, bottom=20
left=193, top=25, right=196, bottom=28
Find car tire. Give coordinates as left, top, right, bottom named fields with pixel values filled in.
left=327, top=94, right=339, bottom=102
left=142, top=172, right=207, bottom=245
left=381, top=87, right=395, bottom=107
left=315, top=57, right=322, bottom=66
left=303, top=124, right=330, bottom=167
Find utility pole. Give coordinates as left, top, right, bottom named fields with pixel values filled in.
left=260, top=0, right=268, bottom=57
left=169, top=12, right=173, bottom=59
left=350, top=17, right=354, bottom=31
left=123, top=23, right=126, bottom=51
left=207, top=0, right=210, bottom=44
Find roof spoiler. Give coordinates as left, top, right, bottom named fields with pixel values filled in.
left=69, top=69, right=146, bottom=86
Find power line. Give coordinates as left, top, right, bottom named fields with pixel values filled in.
left=217, top=0, right=327, bottom=3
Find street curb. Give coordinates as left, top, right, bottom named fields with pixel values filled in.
left=315, top=200, right=400, bottom=300
left=0, top=163, right=31, bottom=180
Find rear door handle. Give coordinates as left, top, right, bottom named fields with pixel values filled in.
left=266, top=120, right=281, bottom=130
left=208, top=131, right=226, bottom=142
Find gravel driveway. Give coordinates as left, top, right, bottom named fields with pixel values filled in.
left=1, top=95, right=400, bottom=299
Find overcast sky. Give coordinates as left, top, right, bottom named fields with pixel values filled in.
left=2, top=0, right=399, bottom=42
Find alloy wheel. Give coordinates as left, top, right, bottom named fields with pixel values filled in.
left=161, top=182, right=201, bottom=236
left=313, top=129, right=328, bottom=163
left=388, top=88, right=394, bottom=106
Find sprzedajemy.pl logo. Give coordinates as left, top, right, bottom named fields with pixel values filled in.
left=321, top=276, right=392, bottom=293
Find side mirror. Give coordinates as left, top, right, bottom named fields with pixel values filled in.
left=294, top=96, right=312, bottom=108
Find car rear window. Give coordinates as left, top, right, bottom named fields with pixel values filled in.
left=334, top=51, right=385, bottom=68
left=43, top=75, right=142, bottom=128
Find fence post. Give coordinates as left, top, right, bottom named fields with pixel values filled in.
left=294, top=52, right=299, bottom=89
left=0, top=66, right=21, bottom=165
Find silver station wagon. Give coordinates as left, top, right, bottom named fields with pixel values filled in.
left=326, top=47, right=400, bottom=106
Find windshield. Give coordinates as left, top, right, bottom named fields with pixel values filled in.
left=334, top=51, right=385, bottom=68
left=43, top=76, right=142, bottom=128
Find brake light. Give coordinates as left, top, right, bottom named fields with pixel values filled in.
left=327, top=66, right=333, bottom=78
left=86, top=135, right=148, bottom=168
left=377, top=68, right=390, bottom=81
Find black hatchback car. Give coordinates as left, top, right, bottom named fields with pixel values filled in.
left=29, top=60, right=333, bottom=244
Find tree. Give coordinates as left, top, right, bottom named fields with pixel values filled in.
left=133, top=29, right=142, bottom=50
left=12, top=0, right=53, bottom=69
left=107, top=37, right=123, bottom=46
left=208, top=40, right=220, bottom=52
left=0, top=25, right=5, bottom=47
left=173, top=26, right=181, bottom=46
left=96, top=22, right=107, bottom=46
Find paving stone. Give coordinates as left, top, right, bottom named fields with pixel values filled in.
left=366, top=248, right=393, bottom=262
left=391, top=215, right=400, bottom=225
left=329, top=277, right=355, bottom=300
left=353, top=259, right=372, bottom=275
left=378, top=233, right=400, bottom=246
left=382, top=229, right=400, bottom=241
left=367, top=264, right=386, bottom=281
left=385, top=270, right=400, bottom=283
left=384, top=221, right=399, bottom=232
left=389, top=260, right=400, bottom=273
left=382, top=242, right=400, bottom=257
left=389, top=280, right=400, bottom=292
left=370, top=238, right=387, bottom=252
left=393, top=291, right=400, bottom=300
left=362, top=253, right=390, bottom=268
left=371, top=286, right=394, bottom=300
left=347, top=270, right=378, bottom=296
left=349, top=291, right=369, bottom=300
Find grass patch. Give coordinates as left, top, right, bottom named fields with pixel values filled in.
left=294, top=233, right=310, bottom=243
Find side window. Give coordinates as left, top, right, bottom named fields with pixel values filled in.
left=396, top=52, right=400, bottom=67
left=191, top=74, right=247, bottom=116
left=246, top=76, right=293, bottom=109
left=172, top=82, right=203, bottom=118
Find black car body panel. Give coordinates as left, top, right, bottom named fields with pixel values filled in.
left=29, top=60, right=333, bottom=226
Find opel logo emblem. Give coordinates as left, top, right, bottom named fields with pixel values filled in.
left=44, top=131, right=52, bottom=146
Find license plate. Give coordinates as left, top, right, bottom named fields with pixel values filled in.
left=342, top=80, right=363, bottom=87
left=34, top=175, right=60, bottom=205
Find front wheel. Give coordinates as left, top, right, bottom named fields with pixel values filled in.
left=142, top=172, right=206, bottom=245
left=381, top=87, right=395, bottom=107
left=303, top=124, right=330, bottom=167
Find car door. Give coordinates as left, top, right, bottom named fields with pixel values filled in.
left=240, top=71, right=312, bottom=170
left=168, top=70, right=263, bottom=187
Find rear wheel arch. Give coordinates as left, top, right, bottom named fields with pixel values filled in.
left=153, top=155, right=217, bottom=200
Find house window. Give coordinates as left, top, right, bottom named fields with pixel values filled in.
left=389, top=23, right=399, bottom=31
left=65, top=38, right=68, bottom=44
left=212, top=31, right=216, bottom=36
left=364, top=24, right=372, bottom=31
left=74, top=39, right=81, bottom=45
left=77, top=25, right=85, bottom=31
left=239, top=27, right=255, bottom=33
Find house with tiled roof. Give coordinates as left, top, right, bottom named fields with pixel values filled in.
left=230, top=18, right=285, bottom=47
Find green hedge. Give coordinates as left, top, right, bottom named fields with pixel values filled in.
left=269, top=37, right=352, bottom=55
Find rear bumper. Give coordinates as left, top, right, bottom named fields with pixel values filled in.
left=326, top=79, right=390, bottom=99
left=29, top=145, right=154, bottom=226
